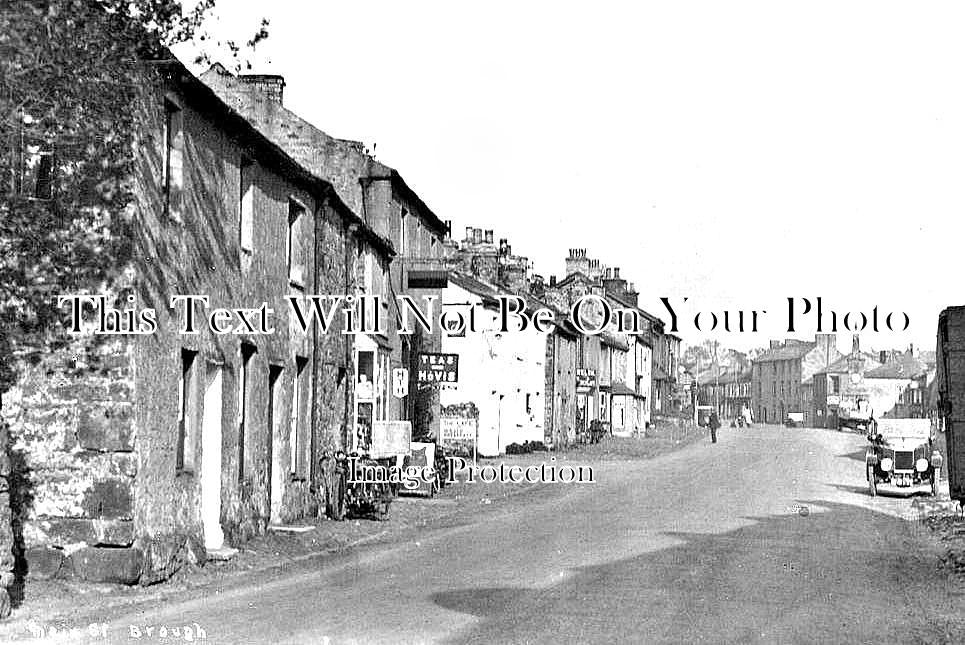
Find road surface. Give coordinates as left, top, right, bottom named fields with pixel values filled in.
left=39, top=426, right=965, bottom=643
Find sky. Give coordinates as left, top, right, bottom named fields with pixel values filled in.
left=177, top=0, right=965, bottom=354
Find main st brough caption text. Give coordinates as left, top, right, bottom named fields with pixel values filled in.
left=57, top=294, right=911, bottom=337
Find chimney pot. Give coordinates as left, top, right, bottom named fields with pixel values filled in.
left=465, top=226, right=473, bottom=242
left=614, top=267, right=621, bottom=279
left=484, top=230, right=494, bottom=244
left=879, top=350, right=887, bottom=364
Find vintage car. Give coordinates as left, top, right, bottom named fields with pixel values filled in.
left=839, top=397, right=875, bottom=432
left=865, top=419, right=942, bottom=497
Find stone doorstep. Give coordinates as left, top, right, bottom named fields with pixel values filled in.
left=206, top=546, right=238, bottom=562
left=267, top=524, right=316, bottom=534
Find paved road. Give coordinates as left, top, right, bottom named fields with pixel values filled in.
left=69, top=426, right=965, bottom=643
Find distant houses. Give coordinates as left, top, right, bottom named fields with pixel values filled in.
left=750, top=334, right=841, bottom=425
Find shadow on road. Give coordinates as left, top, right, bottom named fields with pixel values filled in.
left=838, top=448, right=868, bottom=464
left=432, top=500, right=963, bottom=645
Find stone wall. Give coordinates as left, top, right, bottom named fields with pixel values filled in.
left=1, top=326, right=139, bottom=585
left=0, top=418, right=15, bottom=616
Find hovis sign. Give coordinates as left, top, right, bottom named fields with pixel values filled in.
left=417, top=353, right=459, bottom=384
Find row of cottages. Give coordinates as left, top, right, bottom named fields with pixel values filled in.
left=2, top=55, right=448, bottom=583
left=750, top=334, right=841, bottom=426
left=199, top=64, right=449, bottom=445
left=696, top=366, right=752, bottom=419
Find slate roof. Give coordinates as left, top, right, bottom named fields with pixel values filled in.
left=754, top=342, right=816, bottom=362
left=164, top=60, right=394, bottom=258
left=201, top=64, right=447, bottom=237
left=865, top=353, right=930, bottom=379
left=815, top=352, right=881, bottom=376
left=447, top=272, right=500, bottom=305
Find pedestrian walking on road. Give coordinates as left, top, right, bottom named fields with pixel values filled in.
left=709, top=410, right=721, bottom=444
left=707, top=410, right=720, bottom=443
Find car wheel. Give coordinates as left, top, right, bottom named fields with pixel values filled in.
left=867, top=465, right=877, bottom=497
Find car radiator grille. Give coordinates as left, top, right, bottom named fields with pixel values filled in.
left=894, top=451, right=914, bottom=471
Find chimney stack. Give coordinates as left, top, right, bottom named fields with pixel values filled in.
left=879, top=350, right=887, bottom=364
left=465, top=226, right=473, bottom=242
left=484, top=229, right=494, bottom=244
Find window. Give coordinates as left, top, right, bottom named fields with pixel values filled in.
left=238, top=343, right=255, bottom=482
left=830, top=375, right=840, bottom=395
left=290, top=356, right=309, bottom=477
left=287, top=198, right=305, bottom=287
left=163, top=98, right=184, bottom=220
left=177, top=349, right=199, bottom=473
left=20, top=145, right=53, bottom=199
left=10, top=110, right=53, bottom=199
left=239, top=156, right=254, bottom=257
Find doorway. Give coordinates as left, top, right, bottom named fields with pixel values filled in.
left=201, top=364, right=224, bottom=550
left=267, top=364, right=284, bottom=525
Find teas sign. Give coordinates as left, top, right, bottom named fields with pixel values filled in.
left=417, top=353, right=459, bottom=384
left=440, top=417, right=476, bottom=442
left=576, top=368, right=596, bottom=394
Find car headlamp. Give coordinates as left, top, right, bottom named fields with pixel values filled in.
left=880, top=457, right=893, bottom=472
left=916, top=458, right=929, bottom=472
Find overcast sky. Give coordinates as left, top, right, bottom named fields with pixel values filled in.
left=178, top=1, right=965, bottom=353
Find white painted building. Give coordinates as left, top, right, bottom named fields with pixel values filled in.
left=439, top=273, right=547, bottom=456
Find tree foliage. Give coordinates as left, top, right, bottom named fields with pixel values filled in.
left=0, top=0, right=266, bottom=393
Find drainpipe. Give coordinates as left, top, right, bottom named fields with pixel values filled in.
left=344, top=219, right=358, bottom=452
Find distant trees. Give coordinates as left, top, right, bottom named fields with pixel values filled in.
left=681, top=339, right=752, bottom=376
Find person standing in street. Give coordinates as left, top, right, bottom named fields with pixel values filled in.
left=709, top=410, right=721, bottom=443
